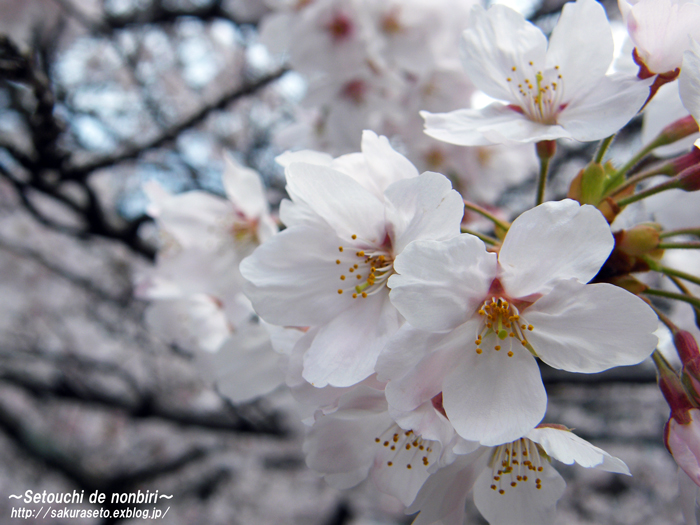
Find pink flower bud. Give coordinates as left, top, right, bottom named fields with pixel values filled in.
left=658, top=115, right=700, bottom=146
left=677, top=163, right=700, bottom=192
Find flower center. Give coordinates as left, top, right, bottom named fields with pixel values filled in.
left=488, top=438, right=546, bottom=495
left=506, top=63, right=566, bottom=125
left=474, top=297, right=536, bottom=357
left=326, top=11, right=354, bottom=43
left=374, top=427, right=435, bottom=470
left=222, top=211, right=259, bottom=255
left=340, top=79, right=367, bottom=105
left=335, top=234, right=394, bottom=298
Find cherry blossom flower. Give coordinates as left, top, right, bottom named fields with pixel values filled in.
left=619, top=0, right=700, bottom=76
left=382, top=199, right=659, bottom=445
left=240, top=131, right=464, bottom=388
left=422, top=0, right=651, bottom=145
left=408, top=424, right=629, bottom=525
left=303, top=384, right=477, bottom=506
left=136, top=155, right=277, bottom=352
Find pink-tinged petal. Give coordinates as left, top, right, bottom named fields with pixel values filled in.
left=304, top=411, right=387, bottom=489
left=285, top=163, right=386, bottom=242
left=196, top=324, right=285, bottom=403
left=149, top=191, right=231, bottom=249
left=526, top=427, right=630, bottom=474
left=385, top=172, right=464, bottom=254
left=376, top=324, right=448, bottom=383
left=407, top=450, right=489, bottom=525
left=302, top=292, right=403, bottom=387
left=680, top=40, right=700, bottom=123
left=678, top=468, right=700, bottom=525
left=240, top=225, right=352, bottom=326
left=384, top=326, right=470, bottom=413
left=546, top=0, right=614, bottom=98
left=389, top=236, right=497, bottom=332
left=473, top=457, right=566, bottom=525
left=372, top=437, right=435, bottom=506
left=627, top=0, right=700, bottom=74
left=388, top=401, right=459, bottom=452
left=557, top=74, right=652, bottom=141
left=278, top=198, right=320, bottom=229
left=443, top=337, right=547, bottom=446
left=668, top=409, right=700, bottom=486
left=222, top=154, right=269, bottom=221
left=499, top=200, right=613, bottom=298
left=286, top=328, right=357, bottom=415
left=525, top=279, right=658, bottom=373
left=422, top=105, right=571, bottom=146
left=460, top=4, right=548, bottom=103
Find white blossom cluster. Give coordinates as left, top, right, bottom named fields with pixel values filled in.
left=137, top=0, right=700, bottom=523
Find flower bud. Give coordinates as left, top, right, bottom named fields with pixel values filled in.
left=654, top=351, right=696, bottom=425
left=676, top=330, right=700, bottom=403
left=597, top=197, right=622, bottom=224
left=657, top=115, right=700, bottom=147
left=579, top=163, right=606, bottom=205
left=616, top=224, right=661, bottom=257
left=677, top=163, right=700, bottom=192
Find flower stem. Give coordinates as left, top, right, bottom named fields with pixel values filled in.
left=463, top=201, right=510, bottom=232
left=659, top=228, right=700, bottom=239
left=594, top=134, right=615, bottom=164
left=644, top=288, right=700, bottom=309
left=614, top=139, right=665, bottom=180
left=461, top=228, right=499, bottom=245
left=656, top=265, right=700, bottom=287
left=605, top=166, right=670, bottom=198
left=615, top=177, right=681, bottom=207
left=658, top=242, right=700, bottom=249
left=535, top=141, right=556, bottom=206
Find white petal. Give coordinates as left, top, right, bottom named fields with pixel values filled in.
left=627, top=0, right=700, bottom=74
left=680, top=39, right=700, bottom=124
left=546, top=0, right=614, bottom=98
left=423, top=104, right=571, bottom=146
left=498, top=199, right=614, bottom=298
left=460, top=4, right=547, bottom=103
left=557, top=74, right=652, bottom=141
left=304, top=411, right=387, bottom=489
left=278, top=198, right=320, bottom=229
left=222, top=154, right=269, bottom=220
left=525, top=279, right=658, bottom=373
left=384, top=172, right=465, bottom=254
left=408, top=450, right=489, bottom=525
left=389, top=235, right=497, bottom=332
left=443, top=336, right=547, bottom=446
left=526, top=427, right=630, bottom=474
left=240, top=225, right=351, bottom=326
left=275, top=149, right=334, bottom=168
left=376, top=324, right=448, bottom=383
left=473, top=458, right=565, bottom=525
left=151, top=191, right=231, bottom=249
left=285, top=162, right=386, bottom=242
left=302, top=292, right=403, bottom=387
left=196, top=323, right=285, bottom=403
left=384, top=328, right=468, bottom=413
left=357, top=130, right=420, bottom=194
